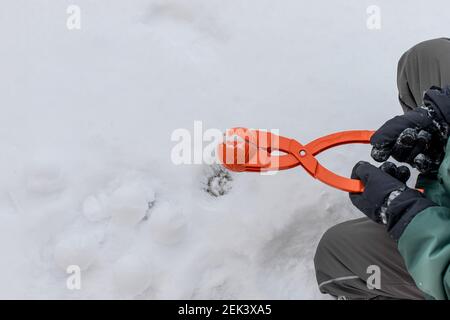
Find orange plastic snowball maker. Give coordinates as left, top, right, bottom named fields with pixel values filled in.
left=217, top=127, right=375, bottom=193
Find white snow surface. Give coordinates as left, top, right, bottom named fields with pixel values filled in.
left=0, top=0, right=448, bottom=299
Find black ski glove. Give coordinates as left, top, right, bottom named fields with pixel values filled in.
left=371, top=86, right=450, bottom=174
left=349, top=161, right=436, bottom=240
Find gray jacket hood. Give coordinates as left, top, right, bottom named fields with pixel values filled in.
left=397, top=38, right=450, bottom=112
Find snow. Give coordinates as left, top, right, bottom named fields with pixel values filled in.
left=112, top=254, right=153, bottom=298
left=0, top=0, right=448, bottom=299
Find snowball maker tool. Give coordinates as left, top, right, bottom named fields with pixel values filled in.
left=217, top=128, right=375, bottom=193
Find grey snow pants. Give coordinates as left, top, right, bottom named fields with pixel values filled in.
left=314, top=217, right=425, bottom=300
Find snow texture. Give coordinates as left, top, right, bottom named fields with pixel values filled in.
left=0, top=0, right=447, bottom=299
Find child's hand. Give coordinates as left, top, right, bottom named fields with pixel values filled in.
left=349, top=161, right=435, bottom=240
left=370, top=86, right=450, bottom=173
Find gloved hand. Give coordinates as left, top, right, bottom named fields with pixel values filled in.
left=370, top=86, right=450, bottom=173
left=349, top=161, right=436, bottom=240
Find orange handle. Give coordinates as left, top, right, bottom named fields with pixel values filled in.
left=300, top=130, right=375, bottom=193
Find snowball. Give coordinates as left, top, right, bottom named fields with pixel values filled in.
left=82, top=195, right=109, bottom=222
left=25, top=163, right=66, bottom=195
left=147, top=202, right=188, bottom=245
left=108, top=182, right=156, bottom=227
left=112, top=255, right=152, bottom=297
left=54, top=234, right=99, bottom=271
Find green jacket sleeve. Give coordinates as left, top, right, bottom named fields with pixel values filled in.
left=397, top=141, right=450, bottom=300
left=398, top=206, right=450, bottom=299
